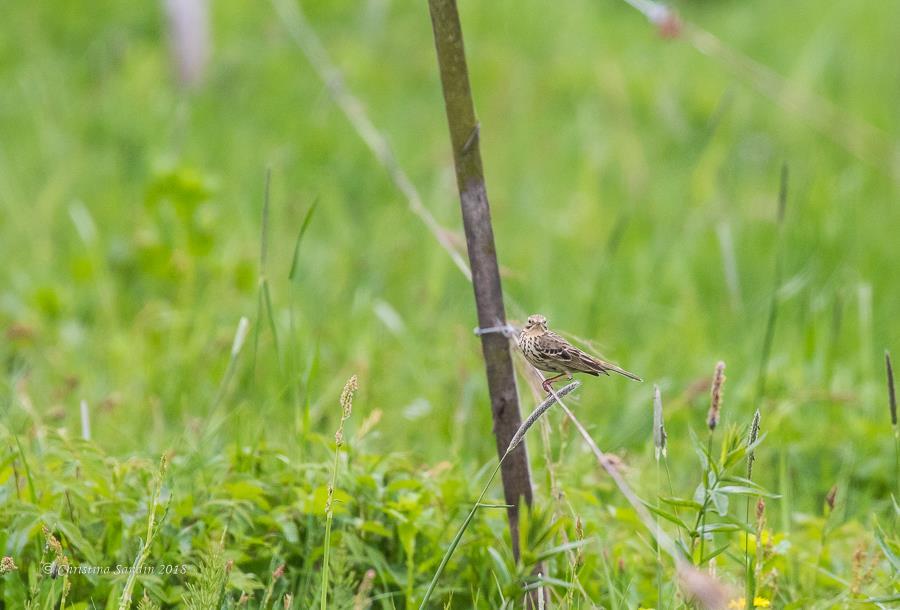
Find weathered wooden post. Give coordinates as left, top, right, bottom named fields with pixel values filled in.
left=427, top=0, right=534, bottom=560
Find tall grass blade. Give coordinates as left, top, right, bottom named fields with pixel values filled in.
left=418, top=461, right=504, bottom=610
left=262, top=280, right=281, bottom=366
left=12, top=433, right=36, bottom=503
left=210, top=316, right=250, bottom=414
left=287, top=198, right=318, bottom=440
left=756, top=163, right=789, bottom=403
left=887, top=351, right=899, bottom=496
left=253, top=169, right=280, bottom=371
left=289, top=198, right=318, bottom=282
left=887, top=351, right=897, bottom=425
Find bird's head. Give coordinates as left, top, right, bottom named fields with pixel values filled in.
left=524, top=314, right=548, bottom=333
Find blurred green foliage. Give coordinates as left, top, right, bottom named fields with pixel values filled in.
left=1, top=0, right=899, bottom=607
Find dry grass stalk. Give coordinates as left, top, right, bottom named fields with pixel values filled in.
left=526, top=369, right=732, bottom=609
left=708, top=362, right=726, bottom=431
left=755, top=498, right=766, bottom=587
left=262, top=563, right=286, bottom=609
left=269, top=0, right=471, bottom=280
left=354, top=408, right=382, bottom=442
left=519, top=360, right=595, bottom=606
left=334, top=374, right=359, bottom=449
left=506, top=381, right=580, bottom=455
left=41, top=523, right=70, bottom=602
left=824, top=484, right=837, bottom=513
left=677, top=564, right=730, bottom=610
left=322, top=375, right=359, bottom=610
left=419, top=377, right=582, bottom=609
left=849, top=542, right=878, bottom=595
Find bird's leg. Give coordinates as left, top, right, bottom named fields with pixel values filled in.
left=541, top=373, right=567, bottom=393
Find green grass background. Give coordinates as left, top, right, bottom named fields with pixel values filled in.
left=1, top=0, right=899, bottom=607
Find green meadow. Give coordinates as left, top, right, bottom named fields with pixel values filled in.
left=1, top=0, right=898, bottom=607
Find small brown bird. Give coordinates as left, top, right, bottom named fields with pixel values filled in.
left=517, top=314, right=642, bottom=392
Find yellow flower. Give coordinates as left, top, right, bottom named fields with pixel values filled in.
left=728, top=598, right=771, bottom=609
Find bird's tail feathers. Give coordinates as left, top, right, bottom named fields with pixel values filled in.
left=605, top=362, right=642, bottom=382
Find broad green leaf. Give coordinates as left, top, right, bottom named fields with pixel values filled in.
left=711, top=490, right=729, bottom=516
left=717, top=485, right=781, bottom=498
left=644, top=503, right=691, bottom=531
left=698, top=522, right=743, bottom=534
left=660, top=496, right=703, bottom=510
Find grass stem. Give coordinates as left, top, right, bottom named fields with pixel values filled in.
left=320, top=375, right=358, bottom=610
left=118, top=456, right=169, bottom=610
left=886, top=351, right=898, bottom=499
left=419, top=382, right=579, bottom=609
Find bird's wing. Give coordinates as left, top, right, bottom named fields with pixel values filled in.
left=536, top=332, right=571, bottom=355
left=535, top=332, right=598, bottom=373
left=543, top=332, right=642, bottom=381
